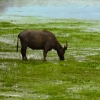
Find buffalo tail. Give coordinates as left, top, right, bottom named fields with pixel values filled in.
left=17, top=37, right=19, bottom=52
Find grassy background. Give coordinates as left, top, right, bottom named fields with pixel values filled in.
left=0, top=18, right=100, bottom=100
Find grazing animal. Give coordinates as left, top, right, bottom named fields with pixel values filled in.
left=17, top=30, right=68, bottom=61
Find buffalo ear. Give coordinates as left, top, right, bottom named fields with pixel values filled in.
left=63, top=45, right=67, bottom=50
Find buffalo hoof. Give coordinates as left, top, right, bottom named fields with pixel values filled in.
left=22, top=57, right=27, bottom=61
left=43, top=58, right=47, bottom=61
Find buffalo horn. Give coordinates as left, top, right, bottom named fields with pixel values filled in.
left=64, top=41, right=68, bottom=50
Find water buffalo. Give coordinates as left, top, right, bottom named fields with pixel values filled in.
left=17, top=30, right=68, bottom=61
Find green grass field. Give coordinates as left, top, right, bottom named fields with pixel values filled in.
left=0, top=18, right=100, bottom=100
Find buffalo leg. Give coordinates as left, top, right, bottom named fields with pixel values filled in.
left=43, top=45, right=51, bottom=61
left=21, top=43, right=27, bottom=60
left=43, top=50, right=48, bottom=61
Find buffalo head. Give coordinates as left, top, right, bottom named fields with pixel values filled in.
left=57, top=42, right=68, bottom=60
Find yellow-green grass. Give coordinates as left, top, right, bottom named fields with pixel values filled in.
left=0, top=18, right=100, bottom=100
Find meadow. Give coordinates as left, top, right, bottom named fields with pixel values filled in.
left=0, top=17, right=100, bottom=100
